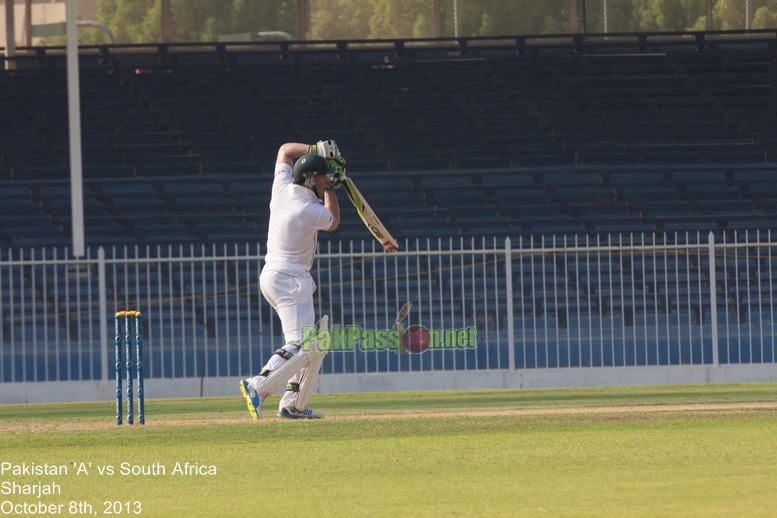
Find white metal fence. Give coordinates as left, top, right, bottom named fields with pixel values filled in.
left=1, top=232, right=776, bottom=389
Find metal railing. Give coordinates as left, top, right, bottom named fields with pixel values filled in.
left=2, top=231, right=776, bottom=385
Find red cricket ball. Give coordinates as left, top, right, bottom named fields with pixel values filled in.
left=403, top=325, right=430, bottom=353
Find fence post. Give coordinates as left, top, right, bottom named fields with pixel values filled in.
left=99, top=247, right=108, bottom=381
left=505, top=237, right=515, bottom=372
left=708, top=232, right=719, bottom=367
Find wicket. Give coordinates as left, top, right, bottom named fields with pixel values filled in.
left=115, top=310, right=145, bottom=425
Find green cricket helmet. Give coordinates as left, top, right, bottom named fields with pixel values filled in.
left=292, top=154, right=335, bottom=184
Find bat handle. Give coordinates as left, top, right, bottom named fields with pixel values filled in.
left=396, top=323, right=406, bottom=354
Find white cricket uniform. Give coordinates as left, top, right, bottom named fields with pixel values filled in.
left=261, top=163, right=333, bottom=341
left=254, top=162, right=332, bottom=409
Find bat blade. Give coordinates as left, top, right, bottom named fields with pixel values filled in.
left=342, top=177, right=399, bottom=253
left=395, top=302, right=412, bottom=325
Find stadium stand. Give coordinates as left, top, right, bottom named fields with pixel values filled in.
left=3, top=32, right=777, bottom=377
left=2, top=32, right=777, bottom=250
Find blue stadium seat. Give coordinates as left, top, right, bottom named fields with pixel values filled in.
left=2, top=35, right=777, bottom=251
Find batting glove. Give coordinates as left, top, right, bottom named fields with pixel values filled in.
left=326, top=178, right=343, bottom=191
left=326, top=158, right=345, bottom=191
left=329, top=157, right=346, bottom=178
left=312, top=139, right=341, bottom=160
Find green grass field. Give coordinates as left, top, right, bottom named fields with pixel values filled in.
left=2, top=383, right=777, bottom=517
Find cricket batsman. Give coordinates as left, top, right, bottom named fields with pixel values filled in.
left=239, top=140, right=345, bottom=419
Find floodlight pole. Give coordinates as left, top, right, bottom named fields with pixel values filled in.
left=23, top=0, right=32, bottom=46
left=453, top=0, right=459, bottom=38
left=568, top=0, right=578, bottom=33
left=161, top=0, right=171, bottom=42
left=66, top=0, right=85, bottom=258
left=4, top=0, right=16, bottom=70
left=297, top=0, right=307, bottom=40
left=433, top=0, right=441, bottom=38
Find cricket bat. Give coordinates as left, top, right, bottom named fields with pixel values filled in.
left=341, top=176, right=399, bottom=252
left=394, top=302, right=412, bottom=354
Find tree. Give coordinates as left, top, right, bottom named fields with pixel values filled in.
left=38, top=0, right=771, bottom=47
left=307, top=0, right=376, bottom=40
left=451, top=0, right=568, bottom=37
left=308, top=0, right=571, bottom=40
left=752, top=0, right=777, bottom=28
left=634, top=0, right=706, bottom=32
left=59, top=0, right=298, bottom=45
left=368, top=0, right=436, bottom=38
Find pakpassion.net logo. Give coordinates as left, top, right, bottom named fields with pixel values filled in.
left=300, top=324, right=477, bottom=353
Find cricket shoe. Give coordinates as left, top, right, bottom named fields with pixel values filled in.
left=239, top=379, right=264, bottom=420
left=277, top=406, right=324, bottom=419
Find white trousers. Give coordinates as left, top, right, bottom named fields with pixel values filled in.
left=256, top=269, right=316, bottom=409
left=259, top=269, right=316, bottom=343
